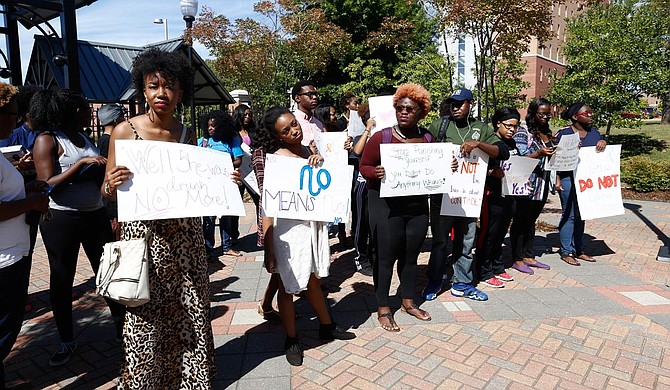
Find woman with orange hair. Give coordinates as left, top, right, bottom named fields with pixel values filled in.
left=359, top=83, right=433, bottom=332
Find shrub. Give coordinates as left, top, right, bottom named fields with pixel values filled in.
left=621, top=156, right=670, bottom=192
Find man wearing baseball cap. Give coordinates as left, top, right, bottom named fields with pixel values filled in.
left=423, top=88, right=510, bottom=301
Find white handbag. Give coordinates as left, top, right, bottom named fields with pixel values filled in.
left=96, top=235, right=151, bottom=307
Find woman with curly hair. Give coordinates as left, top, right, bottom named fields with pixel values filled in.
left=198, top=110, right=243, bottom=258
left=101, top=47, right=220, bottom=388
left=359, top=83, right=434, bottom=332
left=0, top=82, right=49, bottom=388
left=31, top=88, right=126, bottom=366
left=252, top=107, right=355, bottom=366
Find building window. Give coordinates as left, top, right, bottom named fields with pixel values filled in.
left=539, top=66, right=543, bottom=82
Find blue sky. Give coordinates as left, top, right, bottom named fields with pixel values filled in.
left=2, top=1, right=257, bottom=79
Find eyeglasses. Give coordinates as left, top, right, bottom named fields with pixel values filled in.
left=577, top=110, right=593, bottom=117
left=537, top=112, right=551, bottom=118
left=298, top=92, right=319, bottom=99
left=500, top=122, right=519, bottom=130
left=395, top=105, right=421, bottom=114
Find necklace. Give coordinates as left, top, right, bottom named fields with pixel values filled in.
left=393, top=125, right=408, bottom=140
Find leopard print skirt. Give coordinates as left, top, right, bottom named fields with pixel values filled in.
left=118, top=217, right=216, bottom=389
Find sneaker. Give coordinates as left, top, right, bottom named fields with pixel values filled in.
left=451, top=283, right=488, bottom=301
left=356, top=257, right=374, bottom=277
left=422, top=279, right=444, bottom=301
left=357, top=263, right=373, bottom=277
left=284, top=337, right=303, bottom=366
left=495, top=272, right=514, bottom=282
left=319, top=322, right=356, bottom=342
left=481, top=277, right=505, bottom=288
left=49, top=342, right=77, bottom=366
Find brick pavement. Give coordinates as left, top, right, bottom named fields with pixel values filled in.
left=3, top=194, right=670, bottom=389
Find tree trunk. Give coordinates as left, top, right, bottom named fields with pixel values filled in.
left=442, top=31, right=454, bottom=90
left=661, top=93, right=670, bottom=125
left=606, top=118, right=613, bottom=137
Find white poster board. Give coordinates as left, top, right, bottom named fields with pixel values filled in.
left=440, top=148, right=489, bottom=217
left=240, top=143, right=260, bottom=196
left=379, top=143, right=455, bottom=197
left=346, top=110, right=367, bottom=138
left=574, top=145, right=624, bottom=220
left=115, top=140, right=246, bottom=221
left=262, top=154, right=354, bottom=223
left=314, top=132, right=348, bottom=165
left=368, top=95, right=395, bottom=133
left=501, top=155, right=540, bottom=196
left=546, top=133, right=580, bottom=171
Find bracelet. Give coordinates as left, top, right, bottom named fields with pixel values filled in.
left=104, top=182, right=113, bottom=196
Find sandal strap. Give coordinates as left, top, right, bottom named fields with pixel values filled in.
left=378, top=312, right=394, bottom=320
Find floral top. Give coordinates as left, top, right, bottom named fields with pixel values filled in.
left=513, top=125, right=553, bottom=202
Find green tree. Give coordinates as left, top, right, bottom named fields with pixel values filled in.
left=641, top=0, right=670, bottom=124
left=548, top=0, right=667, bottom=133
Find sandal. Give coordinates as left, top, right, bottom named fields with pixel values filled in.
left=401, top=304, right=431, bottom=321
left=257, top=301, right=282, bottom=324
left=561, top=255, right=580, bottom=266
left=378, top=312, right=400, bottom=332
left=577, top=253, right=596, bottom=262
left=223, top=249, right=243, bottom=257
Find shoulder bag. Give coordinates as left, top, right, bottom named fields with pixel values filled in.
left=96, top=232, right=151, bottom=307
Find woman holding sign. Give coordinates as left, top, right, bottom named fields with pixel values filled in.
left=255, top=107, right=355, bottom=367
left=101, top=48, right=221, bottom=388
left=360, top=83, right=434, bottom=332
left=555, top=102, right=607, bottom=266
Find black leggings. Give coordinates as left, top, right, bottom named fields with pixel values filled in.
left=478, top=190, right=515, bottom=280
left=510, top=198, right=546, bottom=260
left=40, top=208, right=125, bottom=342
left=368, top=190, right=429, bottom=307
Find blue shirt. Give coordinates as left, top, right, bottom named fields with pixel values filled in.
left=197, top=136, right=243, bottom=159
left=0, top=123, right=38, bottom=151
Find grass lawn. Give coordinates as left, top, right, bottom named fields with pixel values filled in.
left=606, top=120, right=670, bottom=163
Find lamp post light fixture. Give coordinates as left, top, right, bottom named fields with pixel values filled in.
left=153, top=18, right=168, bottom=41
left=180, top=0, right=198, bottom=133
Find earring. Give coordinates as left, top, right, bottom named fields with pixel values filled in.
left=144, top=101, right=150, bottom=114
left=178, top=102, right=185, bottom=123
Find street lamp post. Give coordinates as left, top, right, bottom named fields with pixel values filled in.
left=180, top=0, right=198, bottom=133
left=153, top=18, right=168, bottom=41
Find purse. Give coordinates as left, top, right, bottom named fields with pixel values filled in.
left=96, top=233, right=151, bottom=307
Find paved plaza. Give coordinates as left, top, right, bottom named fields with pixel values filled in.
left=3, top=194, right=670, bottom=389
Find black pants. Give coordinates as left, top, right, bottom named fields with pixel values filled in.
left=368, top=190, right=428, bottom=307
left=510, top=198, right=546, bottom=260
left=40, top=208, right=125, bottom=342
left=231, top=184, right=260, bottom=241
left=477, top=190, right=515, bottom=280
left=352, top=181, right=370, bottom=265
left=0, top=256, right=30, bottom=389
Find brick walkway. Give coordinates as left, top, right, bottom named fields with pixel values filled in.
left=4, top=195, right=670, bottom=389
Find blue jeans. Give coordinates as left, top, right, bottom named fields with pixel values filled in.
left=427, top=195, right=477, bottom=285
left=203, top=216, right=234, bottom=252
left=0, top=256, right=30, bottom=387
left=558, top=175, right=584, bottom=256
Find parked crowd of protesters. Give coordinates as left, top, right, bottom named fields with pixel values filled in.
left=0, top=45, right=608, bottom=387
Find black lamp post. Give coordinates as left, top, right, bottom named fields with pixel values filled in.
left=180, top=0, right=198, bottom=132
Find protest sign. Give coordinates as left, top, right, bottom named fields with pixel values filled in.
left=574, top=145, right=624, bottom=220
left=379, top=143, right=455, bottom=197
left=346, top=110, right=367, bottom=137
left=263, top=154, right=353, bottom=223
left=314, top=132, right=349, bottom=165
left=368, top=95, right=395, bottom=133
left=501, top=155, right=540, bottom=196
left=239, top=143, right=260, bottom=196
left=546, top=132, right=580, bottom=171
left=115, top=140, right=245, bottom=222
left=440, top=148, right=489, bottom=217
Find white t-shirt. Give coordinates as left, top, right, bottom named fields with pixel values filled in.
left=0, top=154, right=30, bottom=269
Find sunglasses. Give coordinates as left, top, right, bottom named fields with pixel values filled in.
left=537, top=112, right=551, bottom=118
left=395, top=105, right=421, bottom=114
left=577, top=111, right=593, bottom=117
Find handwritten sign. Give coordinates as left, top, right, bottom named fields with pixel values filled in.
left=501, top=156, right=540, bottom=196
left=240, top=143, right=260, bottom=196
left=546, top=133, right=580, bottom=171
left=115, top=140, right=246, bottom=222
left=347, top=110, right=367, bottom=138
left=574, top=145, right=624, bottom=220
left=314, top=132, right=348, bottom=165
left=368, top=95, right=395, bottom=133
left=262, top=154, right=353, bottom=223
left=440, top=148, right=489, bottom=217
left=379, top=143, right=454, bottom=197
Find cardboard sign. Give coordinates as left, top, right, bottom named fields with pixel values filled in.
left=546, top=132, right=580, bottom=171
left=574, top=145, right=624, bottom=220
left=440, top=148, right=489, bottom=217
left=368, top=95, right=396, bottom=133
left=314, top=132, right=349, bottom=165
left=115, top=140, right=246, bottom=221
left=501, top=155, right=540, bottom=196
left=240, top=143, right=259, bottom=196
left=262, top=154, right=353, bottom=223
left=379, top=143, right=455, bottom=197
